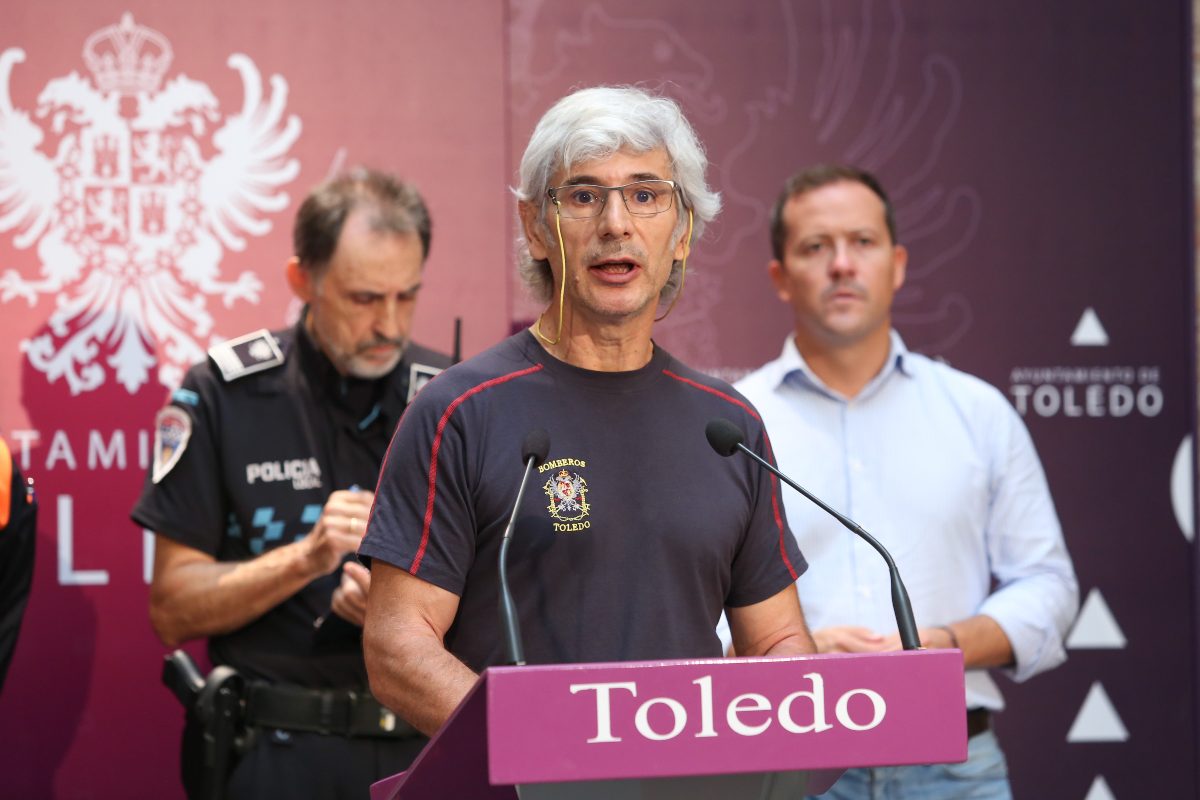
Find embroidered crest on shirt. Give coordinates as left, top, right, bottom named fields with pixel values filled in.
left=543, top=467, right=589, bottom=528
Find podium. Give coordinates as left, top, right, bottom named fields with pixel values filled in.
left=372, top=650, right=967, bottom=800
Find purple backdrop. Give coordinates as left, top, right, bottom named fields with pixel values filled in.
left=510, top=4, right=1196, bottom=794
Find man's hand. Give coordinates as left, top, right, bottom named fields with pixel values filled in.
left=878, top=616, right=1015, bottom=668
left=877, top=626, right=957, bottom=652
left=150, top=489, right=379, bottom=647
left=303, top=489, right=374, bottom=575
left=812, top=625, right=888, bottom=654
left=331, top=561, right=371, bottom=626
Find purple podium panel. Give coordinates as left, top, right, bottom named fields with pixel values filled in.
left=486, top=650, right=967, bottom=786
left=371, top=677, right=517, bottom=800
left=373, top=650, right=966, bottom=800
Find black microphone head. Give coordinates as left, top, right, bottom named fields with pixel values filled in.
left=521, top=429, right=551, bottom=466
left=705, top=419, right=745, bottom=458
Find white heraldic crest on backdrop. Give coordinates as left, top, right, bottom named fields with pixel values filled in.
left=0, top=12, right=301, bottom=393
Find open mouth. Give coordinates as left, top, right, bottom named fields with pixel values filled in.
left=590, top=259, right=639, bottom=276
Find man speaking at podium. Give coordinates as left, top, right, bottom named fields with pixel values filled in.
left=360, top=86, right=816, bottom=737
left=736, top=164, right=1079, bottom=798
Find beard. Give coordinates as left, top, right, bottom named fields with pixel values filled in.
left=337, top=337, right=406, bottom=379
left=306, top=302, right=408, bottom=379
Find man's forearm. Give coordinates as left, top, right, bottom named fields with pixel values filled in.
left=762, top=628, right=817, bottom=657
left=944, top=614, right=1014, bottom=670
left=364, top=627, right=478, bottom=736
left=729, top=584, right=816, bottom=657
left=150, top=539, right=321, bottom=646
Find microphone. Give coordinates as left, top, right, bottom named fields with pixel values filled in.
left=705, top=419, right=922, bottom=651
left=498, top=429, right=551, bottom=665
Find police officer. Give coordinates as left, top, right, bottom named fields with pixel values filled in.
left=0, top=434, right=37, bottom=695
left=131, top=168, right=451, bottom=800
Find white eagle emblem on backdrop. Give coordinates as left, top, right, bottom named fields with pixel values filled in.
left=0, top=12, right=301, bottom=393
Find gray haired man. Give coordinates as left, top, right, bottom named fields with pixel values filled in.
left=361, top=86, right=816, bottom=736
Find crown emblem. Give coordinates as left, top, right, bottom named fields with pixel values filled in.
left=544, top=467, right=589, bottom=522
left=83, top=13, right=173, bottom=96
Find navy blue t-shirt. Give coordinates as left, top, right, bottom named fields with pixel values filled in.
left=361, top=331, right=806, bottom=672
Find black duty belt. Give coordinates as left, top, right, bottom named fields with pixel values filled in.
left=966, top=708, right=991, bottom=739
left=245, top=683, right=421, bottom=739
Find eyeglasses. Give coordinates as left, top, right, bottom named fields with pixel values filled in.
left=547, top=180, right=678, bottom=219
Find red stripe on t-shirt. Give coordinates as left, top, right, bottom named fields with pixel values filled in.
left=661, top=369, right=798, bottom=581
left=410, top=364, right=544, bottom=575
left=758, top=429, right=797, bottom=580
left=662, top=369, right=762, bottom=420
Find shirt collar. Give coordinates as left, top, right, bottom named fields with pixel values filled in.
left=777, top=329, right=913, bottom=401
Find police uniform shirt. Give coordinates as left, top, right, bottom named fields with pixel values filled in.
left=132, top=321, right=451, bottom=686
left=360, top=331, right=806, bottom=673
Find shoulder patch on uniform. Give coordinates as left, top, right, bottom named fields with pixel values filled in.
left=152, top=406, right=193, bottom=484
left=208, top=330, right=284, bottom=382
left=408, top=362, right=444, bottom=403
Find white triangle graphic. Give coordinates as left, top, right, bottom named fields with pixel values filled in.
left=1084, top=776, right=1116, bottom=800
left=1067, top=682, right=1129, bottom=742
left=1171, top=435, right=1194, bottom=542
left=1071, top=307, right=1109, bottom=346
left=1067, top=589, right=1127, bottom=649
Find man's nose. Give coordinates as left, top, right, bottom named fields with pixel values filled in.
left=596, top=188, right=634, bottom=237
left=373, top=298, right=403, bottom=340
left=828, top=240, right=854, bottom=276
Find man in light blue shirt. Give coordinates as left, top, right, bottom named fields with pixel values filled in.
left=735, top=165, right=1078, bottom=798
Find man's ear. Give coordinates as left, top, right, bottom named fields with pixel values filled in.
left=673, top=208, right=693, bottom=263
left=285, top=257, right=315, bottom=302
left=767, top=259, right=791, bottom=303
left=519, top=201, right=551, bottom=262
left=892, top=244, right=908, bottom=292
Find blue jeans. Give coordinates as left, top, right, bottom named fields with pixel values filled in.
left=809, top=730, right=1012, bottom=800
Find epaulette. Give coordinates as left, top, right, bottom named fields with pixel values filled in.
left=208, top=330, right=285, bottom=382
left=408, top=362, right=445, bottom=402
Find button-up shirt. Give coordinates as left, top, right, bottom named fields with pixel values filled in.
left=733, top=330, right=1078, bottom=710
